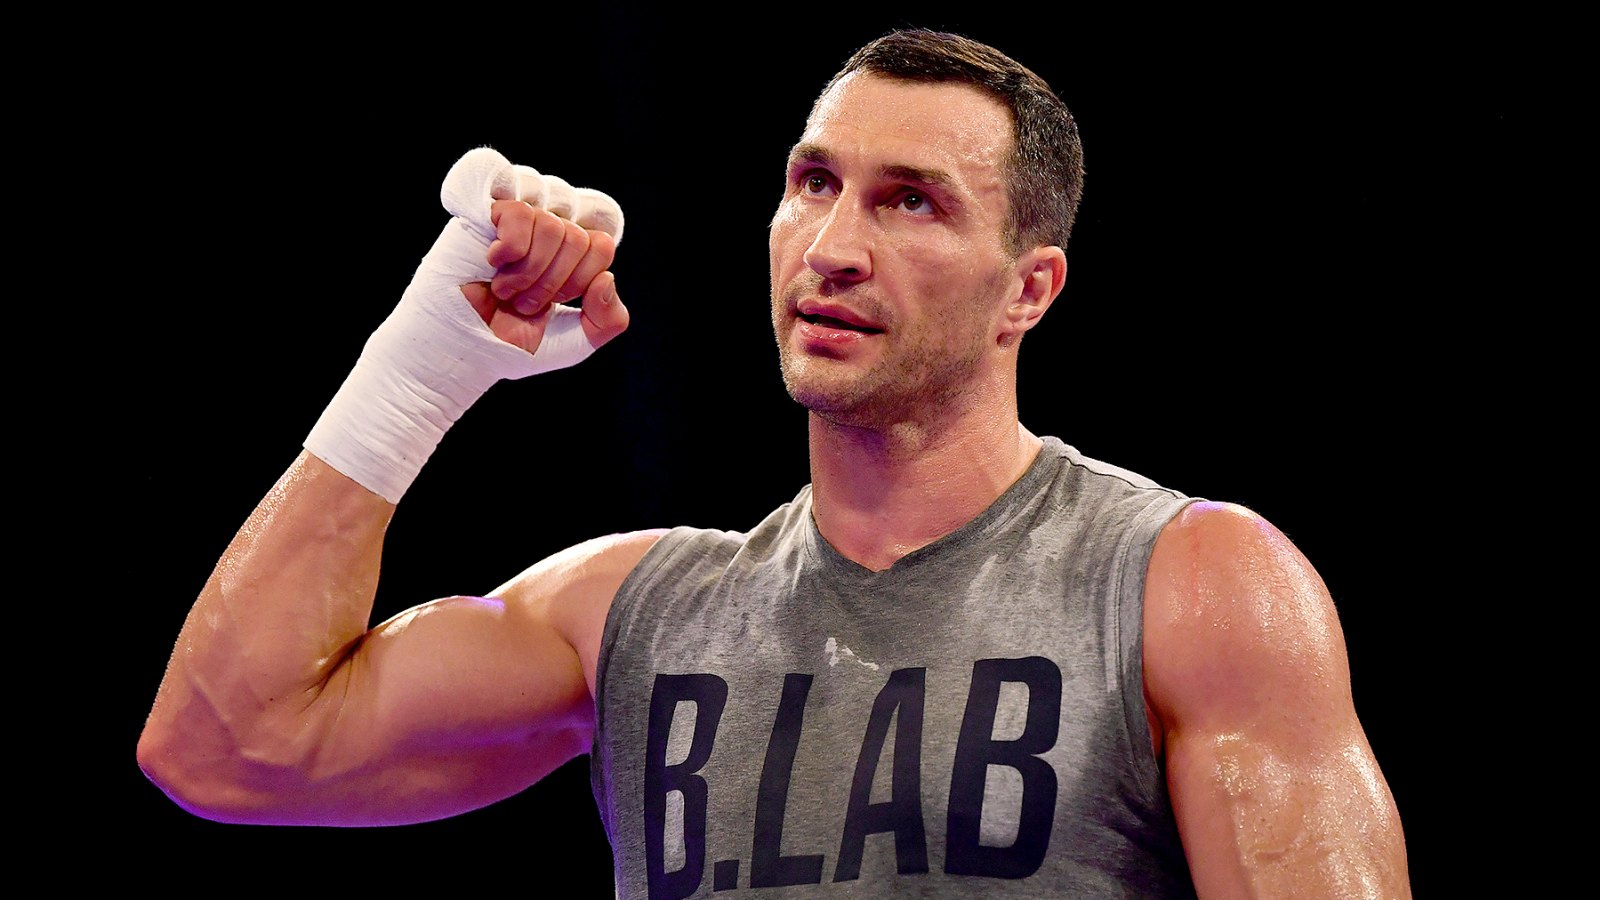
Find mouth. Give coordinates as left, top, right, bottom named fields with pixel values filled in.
left=793, top=296, right=886, bottom=334
left=797, top=311, right=884, bottom=334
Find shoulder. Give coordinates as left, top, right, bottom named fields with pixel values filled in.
left=619, top=488, right=817, bottom=584
left=490, top=529, right=670, bottom=698
left=1038, top=440, right=1190, bottom=532
left=1051, top=439, right=1180, bottom=495
left=1141, top=501, right=1350, bottom=728
left=1144, top=500, right=1334, bottom=628
left=490, top=528, right=672, bottom=610
left=1147, top=500, right=1321, bottom=597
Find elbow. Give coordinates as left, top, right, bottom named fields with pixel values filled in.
left=137, top=720, right=236, bottom=823
left=136, top=718, right=300, bottom=825
left=139, top=664, right=351, bottom=824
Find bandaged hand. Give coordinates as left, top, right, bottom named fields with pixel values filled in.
left=304, top=147, right=629, bottom=503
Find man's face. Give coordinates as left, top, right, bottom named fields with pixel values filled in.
left=769, top=73, right=1019, bottom=426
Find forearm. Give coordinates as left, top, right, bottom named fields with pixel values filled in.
left=138, top=450, right=394, bottom=814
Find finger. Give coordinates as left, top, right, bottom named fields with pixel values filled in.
left=490, top=208, right=568, bottom=302
left=507, top=218, right=590, bottom=316
left=579, top=271, right=629, bottom=348
left=487, top=200, right=535, bottom=268
left=552, top=229, right=617, bottom=304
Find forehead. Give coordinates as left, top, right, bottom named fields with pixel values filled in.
left=799, top=72, right=1013, bottom=192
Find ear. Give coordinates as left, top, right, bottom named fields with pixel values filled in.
left=998, top=245, right=1066, bottom=343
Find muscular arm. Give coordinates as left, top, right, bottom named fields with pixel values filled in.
left=137, top=452, right=661, bottom=825
left=1144, top=501, right=1410, bottom=898
left=139, top=163, right=649, bottom=825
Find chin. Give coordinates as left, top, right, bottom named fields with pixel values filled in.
left=782, top=362, right=865, bottom=417
left=781, top=366, right=908, bottom=429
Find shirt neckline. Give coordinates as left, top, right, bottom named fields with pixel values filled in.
left=801, top=435, right=1067, bottom=582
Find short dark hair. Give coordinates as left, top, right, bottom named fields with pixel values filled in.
left=818, top=29, right=1084, bottom=256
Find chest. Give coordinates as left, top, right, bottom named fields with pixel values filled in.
left=595, top=574, right=1165, bottom=897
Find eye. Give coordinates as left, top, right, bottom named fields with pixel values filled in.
left=890, top=190, right=936, bottom=216
left=802, top=172, right=835, bottom=196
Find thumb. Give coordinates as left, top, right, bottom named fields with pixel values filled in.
left=579, top=272, right=630, bottom=349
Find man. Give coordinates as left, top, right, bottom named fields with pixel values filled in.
left=139, top=30, right=1410, bottom=897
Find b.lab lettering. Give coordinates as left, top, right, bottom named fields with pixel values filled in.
left=642, top=657, right=1063, bottom=898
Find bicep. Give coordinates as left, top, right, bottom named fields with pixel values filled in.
left=279, top=530, right=662, bottom=826
left=302, top=593, right=594, bottom=824
left=1144, top=502, right=1410, bottom=897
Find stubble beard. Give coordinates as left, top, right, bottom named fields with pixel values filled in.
left=772, top=283, right=991, bottom=429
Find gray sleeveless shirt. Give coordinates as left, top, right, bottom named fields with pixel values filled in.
left=591, top=437, right=1198, bottom=898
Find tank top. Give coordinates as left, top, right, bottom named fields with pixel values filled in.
left=591, top=436, right=1198, bottom=897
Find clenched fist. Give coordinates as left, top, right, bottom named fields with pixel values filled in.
left=460, top=200, right=629, bottom=356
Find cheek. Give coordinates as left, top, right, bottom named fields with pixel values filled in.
left=770, top=197, right=802, bottom=227
left=890, top=233, right=990, bottom=296
left=888, top=226, right=975, bottom=266
left=768, top=202, right=804, bottom=251
left=769, top=199, right=821, bottom=251
left=915, top=230, right=985, bottom=273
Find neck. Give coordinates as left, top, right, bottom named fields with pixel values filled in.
left=808, top=388, right=1042, bottom=572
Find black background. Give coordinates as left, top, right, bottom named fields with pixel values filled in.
left=87, top=8, right=1517, bottom=895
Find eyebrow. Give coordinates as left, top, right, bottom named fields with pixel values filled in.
left=787, top=142, right=957, bottom=190
left=787, top=143, right=832, bottom=171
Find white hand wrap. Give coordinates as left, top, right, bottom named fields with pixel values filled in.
left=304, top=147, right=624, bottom=503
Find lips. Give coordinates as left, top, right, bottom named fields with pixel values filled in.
left=795, top=300, right=884, bottom=334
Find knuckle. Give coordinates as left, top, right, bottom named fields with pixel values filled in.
left=493, top=199, right=533, bottom=229
left=533, top=207, right=566, bottom=235
left=562, top=219, right=591, bottom=252
left=585, top=229, right=616, bottom=266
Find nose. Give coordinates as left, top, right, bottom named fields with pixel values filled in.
left=803, top=198, right=871, bottom=283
